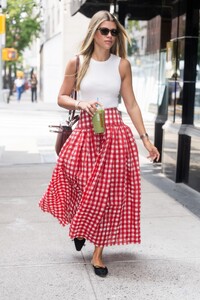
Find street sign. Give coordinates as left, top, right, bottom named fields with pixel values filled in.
left=2, top=48, right=18, bottom=61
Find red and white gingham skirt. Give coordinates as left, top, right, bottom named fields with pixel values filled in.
left=39, top=108, right=141, bottom=247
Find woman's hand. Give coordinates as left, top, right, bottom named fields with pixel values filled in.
left=143, top=139, right=160, bottom=162
left=79, top=100, right=98, bottom=117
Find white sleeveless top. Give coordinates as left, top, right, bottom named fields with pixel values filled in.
left=79, top=54, right=121, bottom=108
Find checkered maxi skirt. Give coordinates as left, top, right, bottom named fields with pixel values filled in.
left=39, top=108, right=141, bottom=247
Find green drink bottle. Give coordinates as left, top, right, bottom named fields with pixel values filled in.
left=92, top=104, right=105, bottom=133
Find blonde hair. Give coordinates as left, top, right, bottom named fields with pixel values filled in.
left=76, top=10, right=129, bottom=90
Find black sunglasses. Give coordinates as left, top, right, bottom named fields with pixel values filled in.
left=97, top=27, right=119, bottom=37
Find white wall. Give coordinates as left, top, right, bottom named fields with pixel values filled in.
left=43, top=33, right=62, bottom=103
left=61, top=0, right=90, bottom=74
left=41, top=0, right=90, bottom=102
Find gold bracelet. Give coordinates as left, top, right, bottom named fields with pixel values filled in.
left=75, top=101, right=81, bottom=110
left=140, top=133, right=149, bottom=140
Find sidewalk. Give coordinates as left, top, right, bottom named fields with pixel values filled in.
left=0, top=96, right=200, bottom=300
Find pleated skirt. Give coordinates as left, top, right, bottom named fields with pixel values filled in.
left=39, top=108, right=141, bottom=247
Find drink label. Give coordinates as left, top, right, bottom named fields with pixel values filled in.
left=92, top=107, right=105, bottom=133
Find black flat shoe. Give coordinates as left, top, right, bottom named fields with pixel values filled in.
left=74, top=238, right=86, bottom=251
left=93, top=265, right=108, bottom=277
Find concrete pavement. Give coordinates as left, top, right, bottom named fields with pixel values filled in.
left=0, top=95, right=200, bottom=300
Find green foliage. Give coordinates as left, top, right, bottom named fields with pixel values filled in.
left=126, top=20, right=140, bottom=34
left=127, top=20, right=140, bottom=56
left=3, top=0, right=41, bottom=56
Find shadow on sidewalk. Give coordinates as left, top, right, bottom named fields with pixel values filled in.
left=141, top=162, right=200, bottom=219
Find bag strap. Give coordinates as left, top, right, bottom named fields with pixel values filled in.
left=68, top=55, right=80, bottom=122
left=74, top=54, right=80, bottom=89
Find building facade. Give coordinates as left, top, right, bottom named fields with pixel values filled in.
left=40, top=0, right=89, bottom=103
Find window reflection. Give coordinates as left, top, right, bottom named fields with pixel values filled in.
left=194, top=12, right=200, bottom=127
left=166, top=38, right=185, bottom=123
left=127, top=20, right=160, bottom=115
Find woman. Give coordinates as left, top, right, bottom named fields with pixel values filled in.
left=39, top=11, right=160, bottom=277
left=30, top=73, right=38, bottom=102
left=14, top=75, right=25, bottom=101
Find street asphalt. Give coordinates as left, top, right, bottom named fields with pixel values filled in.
left=0, top=93, right=200, bottom=300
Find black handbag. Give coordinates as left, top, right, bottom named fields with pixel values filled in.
left=49, top=55, right=80, bottom=155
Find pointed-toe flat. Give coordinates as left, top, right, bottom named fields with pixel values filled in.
left=74, top=238, right=86, bottom=251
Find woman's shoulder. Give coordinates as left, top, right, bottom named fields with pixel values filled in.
left=119, top=57, right=131, bottom=70
left=68, top=55, right=79, bottom=66
left=120, top=57, right=131, bottom=66
left=119, top=58, right=131, bottom=78
left=65, top=55, right=80, bottom=74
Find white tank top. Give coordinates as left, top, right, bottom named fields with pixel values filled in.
left=79, top=54, right=121, bottom=108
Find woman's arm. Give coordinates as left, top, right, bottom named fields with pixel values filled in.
left=57, top=57, right=80, bottom=110
left=57, top=57, right=97, bottom=116
left=119, top=58, right=160, bottom=162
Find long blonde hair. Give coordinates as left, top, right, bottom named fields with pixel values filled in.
left=76, top=10, right=129, bottom=90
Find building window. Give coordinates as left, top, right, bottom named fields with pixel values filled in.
left=194, top=10, right=200, bottom=127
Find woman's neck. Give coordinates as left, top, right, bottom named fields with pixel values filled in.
left=92, top=50, right=111, bottom=62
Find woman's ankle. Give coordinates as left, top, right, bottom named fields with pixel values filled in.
left=92, top=247, right=105, bottom=267
left=76, top=237, right=84, bottom=240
